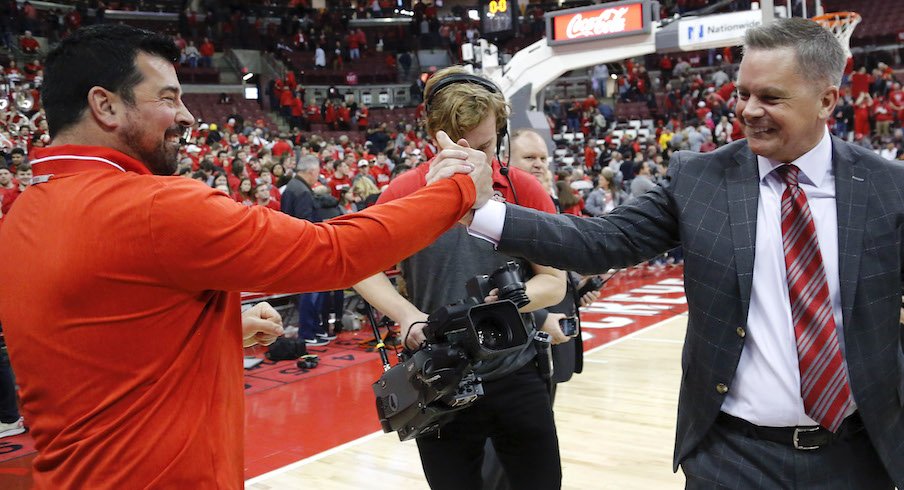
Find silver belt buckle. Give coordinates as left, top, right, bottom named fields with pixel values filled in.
left=792, top=426, right=821, bottom=450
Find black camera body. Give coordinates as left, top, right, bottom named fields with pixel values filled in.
left=466, top=261, right=530, bottom=309
left=372, top=262, right=532, bottom=441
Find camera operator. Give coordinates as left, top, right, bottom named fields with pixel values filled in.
left=354, top=67, right=567, bottom=490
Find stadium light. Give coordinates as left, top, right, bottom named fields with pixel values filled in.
left=242, top=72, right=254, bottom=81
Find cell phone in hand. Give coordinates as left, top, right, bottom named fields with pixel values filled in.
left=558, top=316, right=578, bottom=338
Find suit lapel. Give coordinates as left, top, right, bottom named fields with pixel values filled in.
left=727, top=146, right=760, bottom=316
left=831, top=136, right=869, bottom=330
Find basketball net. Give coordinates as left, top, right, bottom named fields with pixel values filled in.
left=811, top=11, right=861, bottom=58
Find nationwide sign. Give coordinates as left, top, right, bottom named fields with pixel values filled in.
left=677, top=9, right=763, bottom=50
left=546, top=0, right=652, bottom=47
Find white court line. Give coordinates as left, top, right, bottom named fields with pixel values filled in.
left=583, top=314, right=684, bottom=357
left=632, top=337, right=685, bottom=345
left=244, top=431, right=390, bottom=485
left=244, top=313, right=686, bottom=486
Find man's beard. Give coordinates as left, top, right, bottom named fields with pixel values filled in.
left=121, top=119, right=182, bottom=176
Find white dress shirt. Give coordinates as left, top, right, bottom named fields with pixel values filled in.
left=722, top=128, right=855, bottom=426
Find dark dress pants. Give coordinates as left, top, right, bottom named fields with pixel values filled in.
left=681, top=415, right=894, bottom=489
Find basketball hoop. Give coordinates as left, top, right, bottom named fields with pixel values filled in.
left=811, top=11, right=861, bottom=57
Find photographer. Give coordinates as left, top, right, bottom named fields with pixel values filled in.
left=354, top=67, right=567, bottom=490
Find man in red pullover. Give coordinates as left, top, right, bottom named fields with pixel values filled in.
left=0, top=24, right=492, bottom=489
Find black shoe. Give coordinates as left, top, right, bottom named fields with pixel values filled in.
left=304, top=337, right=329, bottom=346
left=316, top=332, right=338, bottom=341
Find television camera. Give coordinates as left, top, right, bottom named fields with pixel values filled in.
left=372, top=262, right=535, bottom=441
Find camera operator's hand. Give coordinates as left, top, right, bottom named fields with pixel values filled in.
left=242, top=302, right=284, bottom=348
left=483, top=287, right=499, bottom=304
left=576, top=276, right=602, bottom=307
left=541, top=312, right=571, bottom=345
left=401, top=311, right=430, bottom=350
left=578, top=290, right=600, bottom=308
left=429, top=131, right=493, bottom=210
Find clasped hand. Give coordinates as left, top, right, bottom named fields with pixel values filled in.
left=425, top=130, right=494, bottom=214
left=242, top=302, right=284, bottom=348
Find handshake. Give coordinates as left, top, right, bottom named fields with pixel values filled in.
left=425, top=130, right=495, bottom=215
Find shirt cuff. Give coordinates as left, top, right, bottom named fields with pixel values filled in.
left=467, top=199, right=506, bottom=246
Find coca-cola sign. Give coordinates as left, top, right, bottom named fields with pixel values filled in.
left=546, top=0, right=650, bottom=46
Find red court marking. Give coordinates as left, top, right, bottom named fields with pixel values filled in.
left=0, top=265, right=687, bottom=485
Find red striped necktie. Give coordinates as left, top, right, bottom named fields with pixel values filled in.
left=777, top=164, right=853, bottom=432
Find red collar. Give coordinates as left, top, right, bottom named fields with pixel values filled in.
left=30, top=145, right=153, bottom=176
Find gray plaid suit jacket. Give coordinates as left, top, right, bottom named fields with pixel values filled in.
left=497, top=136, right=904, bottom=485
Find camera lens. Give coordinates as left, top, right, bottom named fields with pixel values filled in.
left=474, top=317, right=512, bottom=350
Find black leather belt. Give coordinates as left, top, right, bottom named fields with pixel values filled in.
left=716, top=412, right=864, bottom=450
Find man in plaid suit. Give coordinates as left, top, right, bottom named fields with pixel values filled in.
left=468, top=18, right=902, bottom=489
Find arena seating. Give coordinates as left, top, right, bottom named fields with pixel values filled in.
left=181, top=93, right=279, bottom=132
left=819, top=0, right=903, bottom=46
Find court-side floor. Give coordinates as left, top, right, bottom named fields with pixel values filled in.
left=246, top=315, right=689, bottom=489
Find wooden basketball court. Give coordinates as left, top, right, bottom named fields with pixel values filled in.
left=246, top=314, right=689, bottom=490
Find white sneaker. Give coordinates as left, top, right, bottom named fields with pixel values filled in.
left=0, top=417, right=25, bottom=439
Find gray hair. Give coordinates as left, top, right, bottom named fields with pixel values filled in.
left=743, top=17, right=845, bottom=88
left=297, top=155, right=320, bottom=173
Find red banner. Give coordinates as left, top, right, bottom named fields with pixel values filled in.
left=551, top=2, right=645, bottom=42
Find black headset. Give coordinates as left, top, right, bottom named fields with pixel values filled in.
left=424, top=73, right=518, bottom=204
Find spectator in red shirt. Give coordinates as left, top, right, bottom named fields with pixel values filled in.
left=695, top=101, right=710, bottom=122
left=369, top=152, right=392, bottom=188
left=289, top=93, right=306, bottom=130
left=327, top=159, right=352, bottom=199
left=0, top=163, right=31, bottom=216
left=257, top=168, right=281, bottom=203
left=583, top=143, right=596, bottom=171
left=0, top=165, right=16, bottom=217
left=323, top=101, right=338, bottom=130
left=337, top=103, right=351, bottom=130
left=278, top=85, right=294, bottom=121
left=659, top=55, right=673, bottom=80
left=850, top=66, right=871, bottom=100
left=889, top=82, right=904, bottom=122
left=226, top=159, right=244, bottom=191
left=853, top=92, right=872, bottom=138
left=253, top=183, right=280, bottom=210
left=199, top=37, right=215, bottom=68
left=347, top=30, right=361, bottom=60
left=270, top=134, right=292, bottom=158
left=356, top=104, right=369, bottom=130
left=8, top=148, right=27, bottom=173
left=172, top=33, right=186, bottom=51
left=19, top=31, right=40, bottom=55
left=233, top=177, right=254, bottom=205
